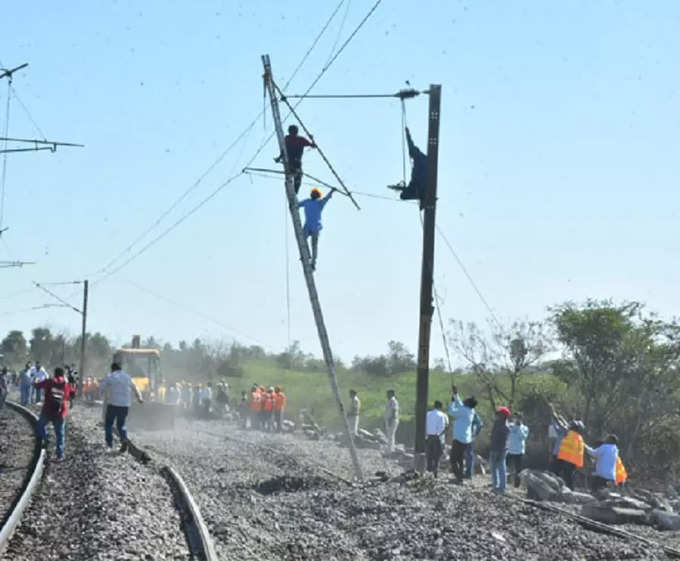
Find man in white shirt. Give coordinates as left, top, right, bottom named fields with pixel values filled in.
left=99, top=362, right=143, bottom=453
left=384, top=389, right=400, bottom=453
left=30, top=361, right=48, bottom=403
left=425, top=401, right=449, bottom=477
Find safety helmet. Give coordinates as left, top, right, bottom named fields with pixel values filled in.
left=310, top=187, right=322, bottom=199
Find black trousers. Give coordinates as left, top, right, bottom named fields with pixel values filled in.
left=425, top=436, right=443, bottom=475
left=551, top=458, right=577, bottom=490
left=506, top=453, right=524, bottom=487
left=450, top=439, right=466, bottom=481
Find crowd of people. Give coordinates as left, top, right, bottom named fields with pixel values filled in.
left=242, top=384, right=287, bottom=432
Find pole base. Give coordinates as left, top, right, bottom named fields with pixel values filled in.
left=413, top=452, right=426, bottom=474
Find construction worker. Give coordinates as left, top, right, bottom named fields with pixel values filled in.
left=347, top=389, right=360, bottom=436
left=425, top=401, right=449, bottom=477
left=263, top=387, right=274, bottom=431
left=551, top=419, right=586, bottom=490
left=297, top=187, right=334, bottom=271
left=273, top=386, right=286, bottom=432
left=586, top=434, right=620, bottom=492
left=257, top=386, right=267, bottom=430
left=448, top=386, right=483, bottom=483
left=248, top=384, right=261, bottom=430
left=384, top=389, right=399, bottom=453
left=274, top=124, right=316, bottom=194
left=388, top=127, right=428, bottom=201
left=19, top=362, right=32, bottom=406
left=507, top=413, right=530, bottom=487
left=489, top=406, right=512, bottom=493
left=616, top=456, right=628, bottom=486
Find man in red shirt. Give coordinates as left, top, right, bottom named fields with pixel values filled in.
left=275, top=124, right=316, bottom=194
left=35, top=367, right=77, bottom=462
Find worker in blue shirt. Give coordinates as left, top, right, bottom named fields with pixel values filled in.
left=449, top=385, right=483, bottom=482
left=297, top=187, right=334, bottom=271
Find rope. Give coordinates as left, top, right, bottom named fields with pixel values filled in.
left=274, top=81, right=360, bottom=210
left=9, top=85, right=46, bottom=139
left=0, top=80, right=11, bottom=231
left=284, top=199, right=291, bottom=346
left=436, top=224, right=503, bottom=330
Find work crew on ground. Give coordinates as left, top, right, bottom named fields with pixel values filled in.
left=550, top=409, right=586, bottom=490
left=425, top=400, right=449, bottom=477
left=297, top=187, right=334, bottom=271
left=448, top=386, right=483, bottom=483
left=34, top=367, right=77, bottom=462
left=507, top=413, right=530, bottom=488
left=274, top=124, right=317, bottom=194
left=100, top=362, right=143, bottom=453
left=384, top=389, right=399, bottom=453
left=273, top=386, right=286, bottom=432
left=249, top=384, right=261, bottom=429
left=489, top=406, right=511, bottom=493
left=262, top=387, right=274, bottom=431
left=348, top=389, right=360, bottom=436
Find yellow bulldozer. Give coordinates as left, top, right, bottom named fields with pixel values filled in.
left=113, top=336, right=175, bottom=430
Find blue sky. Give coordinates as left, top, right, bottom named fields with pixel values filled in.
left=1, top=1, right=679, bottom=362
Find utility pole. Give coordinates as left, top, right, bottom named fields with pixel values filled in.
left=414, top=85, right=442, bottom=473
left=79, top=280, right=89, bottom=381
left=262, top=54, right=363, bottom=480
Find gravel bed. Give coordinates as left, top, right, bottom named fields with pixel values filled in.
left=1, top=404, right=190, bottom=561
left=124, top=416, right=670, bottom=561
left=0, top=406, right=36, bottom=526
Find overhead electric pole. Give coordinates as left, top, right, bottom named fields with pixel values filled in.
left=262, top=54, right=363, bottom=480
left=414, top=84, right=442, bottom=473
left=79, top=280, right=89, bottom=381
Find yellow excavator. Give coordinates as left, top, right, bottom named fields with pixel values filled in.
left=113, top=336, right=175, bottom=429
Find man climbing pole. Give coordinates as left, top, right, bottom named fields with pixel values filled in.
left=297, top=186, right=334, bottom=271
left=275, top=124, right=316, bottom=194
left=388, top=126, right=428, bottom=201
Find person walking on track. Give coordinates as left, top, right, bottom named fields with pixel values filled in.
left=100, top=362, right=143, bottom=453
left=34, top=367, right=77, bottom=462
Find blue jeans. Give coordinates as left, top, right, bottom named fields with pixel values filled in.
left=20, top=384, right=31, bottom=406
left=33, top=386, right=42, bottom=403
left=490, top=450, right=508, bottom=491
left=465, top=442, right=475, bottom=479
left=105, top=405, right=129, bottom=447
left=38, top=413, right=66, bottom=459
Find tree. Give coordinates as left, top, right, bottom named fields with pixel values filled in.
left=29, top=327, right=55, bottom=364
left=276, top=341, right=305, bottom=370
left=551, top=300, right=680, bottom=464
left=448, top=319, right=552, bottom=409
left=386, top=340, right=416, bottom=373
left=1, top=330, right=28, bottom=367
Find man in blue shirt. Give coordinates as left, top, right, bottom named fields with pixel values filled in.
left=448, top=386, right=483, bottom=482
left=297, top=187, right=334, bottom=271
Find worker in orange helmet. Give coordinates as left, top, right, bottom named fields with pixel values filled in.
left=263, top=387, right=274, bottom=431
left=273, top=385, right=287, bottom=432
left=552, top=419, right=586, bottom=490
left=297, top=186, right=335, bottom=271
left=248, top=384, right=261, bottom=430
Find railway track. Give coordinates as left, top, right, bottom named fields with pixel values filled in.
left=125, top=438, right=218, bottom=561
left=0, top=402, right=45, bottom=554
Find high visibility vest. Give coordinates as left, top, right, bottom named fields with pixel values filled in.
left=264, top=395, right=273, bottom=412
left=557, top=430, right=585, bottom=468
left=249, top=391, right=260, bottom=411
left=273, top=392, right=286, bottom=411
left=616, top=456, right=628, bottom=484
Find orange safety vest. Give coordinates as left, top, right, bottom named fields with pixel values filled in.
left=249, top=391, right=261, bottom=411
left=264, top=395, right=274, bottom=412
left=616, top=456, right=628, bottom=484
left=273, top=392, right=286, bottom=412
left=557, top=430, right=585, bottom=468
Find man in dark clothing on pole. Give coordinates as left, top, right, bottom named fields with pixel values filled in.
left=35, top=367, right=77, bottom=462
left=275, top=124, right=316, bottom=194
left=388, top=127, right=428, bottom=201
